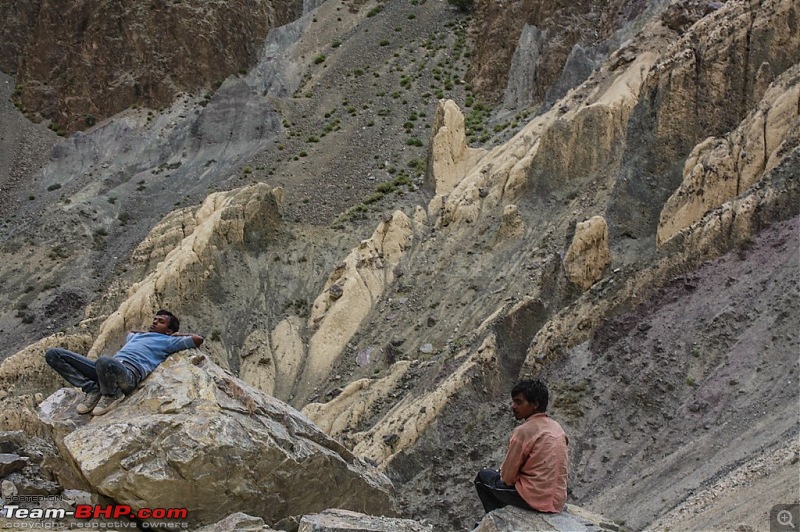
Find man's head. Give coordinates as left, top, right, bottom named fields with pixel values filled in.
left=149, top=310, right=180, bottom=334
left=510, top=379, right=549, bottom=420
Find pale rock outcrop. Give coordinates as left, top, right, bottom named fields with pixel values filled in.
left=473, top=505, right=612, bottom=531
left=302, top=211, right=413, bottom=399
left=609, top=0, right=800, bottom=243
left=88, top=183, right=283, bottom=358
left=657, top=66, right=800, bottom=245
left=240, top=316, right=305, bottom=398
left=352, top=335, right=496, bottom=466
left=525, top=146, right=799, bottom=372
left=0, top=333, right=93, bottom=396
left=0, top=334, right=93, bottom=435
left=437, top=50, right=658, bottom=230
left=38, top=354, right=395, bottom=527
left=239, top=329, right=277, bottom=395
left=128, top=206, right=200, bottom=273
left=563, top=216, right=611, bottom=290
left=302, top=361, right=412, bottom=437
left=299, top=509, right=432, bottom=531
left=426, top=99, right=487, bottom=196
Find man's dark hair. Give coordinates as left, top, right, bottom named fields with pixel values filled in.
left=511, top=379, right=549, bottom=412
left=156, top=309, right=180, bottom=333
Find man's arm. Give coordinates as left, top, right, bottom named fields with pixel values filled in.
left=500, top=434, right=526, bottom=486
left=172, top=332, right=204, bottom=347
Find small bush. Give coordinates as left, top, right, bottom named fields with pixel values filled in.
left=366, top=5, right=383, bottom=16
left=364, top=191, right=384, bottom=204
left=314, top=55, right=326, bottom=64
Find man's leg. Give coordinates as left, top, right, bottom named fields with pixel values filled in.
left=44, top=348, right=100, bottom=393
left=474, top=468, right=533, bottom=513
left=92, top=356, right=141, bottom=416
left=95, top=356, right=139, bottom=397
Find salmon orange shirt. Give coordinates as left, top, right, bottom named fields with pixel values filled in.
left=500, top=412, right=569, bottom=512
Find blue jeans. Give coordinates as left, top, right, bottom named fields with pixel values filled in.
left=474, top=468, right=533, bottom=513
left=45, top=348, right=140, bottom=397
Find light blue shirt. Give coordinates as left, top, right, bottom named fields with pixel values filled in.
left=114, top=332, right=196, bottom=379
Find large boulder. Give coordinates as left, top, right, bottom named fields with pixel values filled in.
left=473, top=505, right=615, bottom=531
left=298, top=509, right=432, bottom=531
left=196, top=512, right=278, bottom=531
left=37, top=354, right=395, bottom=527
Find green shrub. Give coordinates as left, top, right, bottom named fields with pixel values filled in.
left=364, top=191, right=384, bottom=204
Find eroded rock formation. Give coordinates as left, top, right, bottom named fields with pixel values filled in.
left=563, top=216, right=611, bottom=290
left=426, top=99, right=487, bottom=196
left=658, top=64, right=800, bottom=245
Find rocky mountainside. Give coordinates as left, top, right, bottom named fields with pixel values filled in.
left=1, top=0, right=798, bottom=530
left=1, top=0, right=302, bottom=133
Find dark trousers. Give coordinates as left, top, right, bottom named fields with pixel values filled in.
left=45, top=348, right=140, bottom=397
left=474, top=468, right=533, bottom=513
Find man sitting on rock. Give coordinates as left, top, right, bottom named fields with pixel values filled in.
left=474, top=379, right=569, bottom=514
left=45, top=310, right=204, bottom=416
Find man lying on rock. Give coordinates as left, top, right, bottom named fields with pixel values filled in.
left=45, top=310, right=204, bottom=416
left=474, top=379, right=569, bottom=515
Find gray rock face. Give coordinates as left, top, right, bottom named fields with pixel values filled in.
left=298, top=509, right=432, bottom=531
left=543, top=43, right=607, bottom=108
left=502, top=25, right=545, bottom=111
left=38, top=354, right=395, bottom=527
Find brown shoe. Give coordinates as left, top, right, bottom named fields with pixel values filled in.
left=76, top=391, right=102, bottom=414
left=91, top=394, right=125, bottom=416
